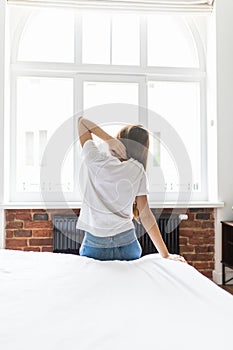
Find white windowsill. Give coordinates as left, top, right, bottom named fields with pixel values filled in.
left=0, top=201, right=225, bottom=209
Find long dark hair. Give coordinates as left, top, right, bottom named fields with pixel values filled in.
left=116, top=125, right=149, bottom=222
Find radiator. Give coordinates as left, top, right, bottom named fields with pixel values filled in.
left=135, top=213, right=180, bottom=255
left=53, top=213, right=180, bottom=255
left=53, top=215, right=84, bottom=255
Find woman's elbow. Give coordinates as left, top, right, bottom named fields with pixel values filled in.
left=78, top=116, right=83, bottom=124
left=139, top=208, right=153, bottom=222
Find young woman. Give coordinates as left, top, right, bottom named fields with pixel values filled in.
left=77, top=116, right=186, bottom=263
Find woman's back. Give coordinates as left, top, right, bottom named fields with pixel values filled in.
left=77, top=140, right=149, bottom=237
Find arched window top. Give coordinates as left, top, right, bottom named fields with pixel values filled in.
left=17, top=8, right=75, bottom=63
left=12, top=8, right=204, bottom=69
left=147, top=14, right=200, bottom=68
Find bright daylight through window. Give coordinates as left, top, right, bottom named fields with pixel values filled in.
left=7, top=5, right=209, bottom=203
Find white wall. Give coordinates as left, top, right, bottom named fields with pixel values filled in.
left=0, top=0, right=5, bottom=203
left=0, top=0, right=6, bottom=249
left=213, top=0, right=233, bottom=284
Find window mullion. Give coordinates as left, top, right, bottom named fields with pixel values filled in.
left=10, top=72, right=17, bottom=201
left=139, top=76, right=148, bottom=127
left=140, top=15, right=147, bottom=68
left=11, top=61, right=206, bottom=80
left=110, top=15, right=113, bottom=65
left=74, top=13, right=82, bottom=65
left=73, top=74, right=82, bottom=198
left=200, top=77, right=208, bottom=199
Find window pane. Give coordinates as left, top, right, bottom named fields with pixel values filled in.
left=148, top=81, right=201, bottom=193
left=82, top=13, right=110, bottom=64
left=147, top=15, right=199, bottom=68
left=112, top=14, right=140, bottom=66
left=84, top=81, right=138, bottom=109
left=17, top=8, right=74, bottom=62
left=83, top=81, right=139, bottom=142
left=16, top=77, right=74, bottom=193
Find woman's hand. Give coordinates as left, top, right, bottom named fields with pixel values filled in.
left=106, top=138, right=127, bottom=160
left=165, top=254, right=187, bottom=263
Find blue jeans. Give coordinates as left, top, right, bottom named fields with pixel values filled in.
left=79, top=229, right=142, bottom=261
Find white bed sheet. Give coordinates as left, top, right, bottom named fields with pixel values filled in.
left=0, top=249, right=233, bottom=350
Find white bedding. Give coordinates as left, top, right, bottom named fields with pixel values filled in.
left=0, top=249, right=233, bottom=350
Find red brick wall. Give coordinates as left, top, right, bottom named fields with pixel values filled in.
left=5, top=209, right=80, bottom=252
left=179, top=208, right=214, bottom=279
left=5, top=208, right=215, bottom=278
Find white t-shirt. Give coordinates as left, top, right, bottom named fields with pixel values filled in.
left=77, top=140, right=149, bottom=237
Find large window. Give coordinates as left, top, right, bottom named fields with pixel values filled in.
left=7, top=5, right=209, bottom=203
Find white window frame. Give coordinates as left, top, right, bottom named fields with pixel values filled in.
left=5, top=5, right=209, bottom=203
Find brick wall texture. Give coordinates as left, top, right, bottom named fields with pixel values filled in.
left=5, top=208, right=215, bottom=279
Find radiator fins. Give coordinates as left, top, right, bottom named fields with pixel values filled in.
left=53, top=214, right=180, bottom=255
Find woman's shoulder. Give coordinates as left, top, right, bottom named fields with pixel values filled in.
left=81, top=140, right=110, bottom=165
left=123, top=158, right=146, bottom=175
left=128, top=158, right=144, bottom=168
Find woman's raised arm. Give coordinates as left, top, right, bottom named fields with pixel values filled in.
left=78, top=117, right=127, bottom=159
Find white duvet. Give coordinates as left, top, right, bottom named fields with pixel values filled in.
left=0, top=249, right=233, bottom=350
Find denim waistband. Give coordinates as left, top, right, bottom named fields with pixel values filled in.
left=83, top=229, right=137, bottom=248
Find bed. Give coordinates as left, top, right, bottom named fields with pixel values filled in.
left=0, top=249, right=233, bottom=350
